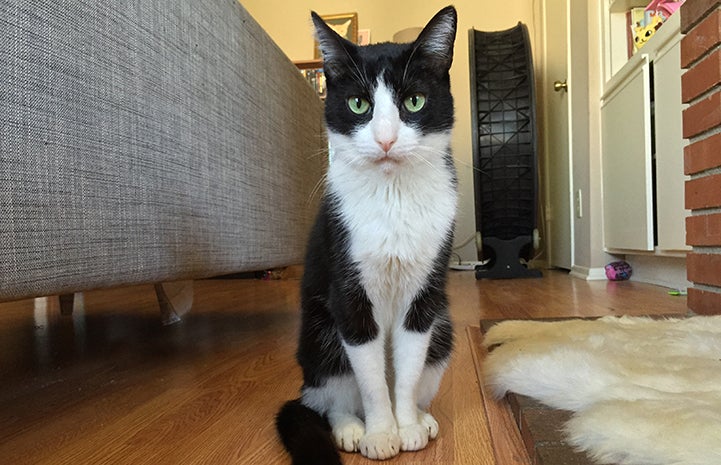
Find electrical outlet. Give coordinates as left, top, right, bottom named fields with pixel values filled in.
left=575, top=189, right=583, bottom=218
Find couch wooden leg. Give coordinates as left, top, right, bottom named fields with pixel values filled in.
left=154, top=281, right=193, bottom=325
left=59, top=293, right=74, bottom=315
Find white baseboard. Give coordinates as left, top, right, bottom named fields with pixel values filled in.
left=570, top=265, right=607, bottom=281
left=625, top=255, right=690, bottom=290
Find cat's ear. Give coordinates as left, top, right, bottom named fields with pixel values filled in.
left=311, top=11, right=355, bottom=77
left=413, top=6, right=457, bottom=70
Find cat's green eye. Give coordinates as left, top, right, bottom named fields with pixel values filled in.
left=404, top=93, right=426, bottom=113
left=348, top=96, right=371, bottom=115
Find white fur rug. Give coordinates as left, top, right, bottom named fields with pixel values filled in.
left=482, top=316, right=721, bottom=465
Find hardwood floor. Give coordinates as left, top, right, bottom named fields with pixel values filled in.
left=0, top=270, right=687, bottom=464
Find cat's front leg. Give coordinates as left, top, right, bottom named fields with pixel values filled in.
left=393, top=326, right=436, bottom=451
left=343, top=337, right=402, bottom=460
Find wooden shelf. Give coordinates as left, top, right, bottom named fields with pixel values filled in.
left=609, top=0, right=649, bottom=13
left=293, top=59, right=323, bottom=70
left=294, top=60, right=326, bottom=99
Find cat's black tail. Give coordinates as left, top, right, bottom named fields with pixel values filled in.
left=276, top=399, right=342, bottom=465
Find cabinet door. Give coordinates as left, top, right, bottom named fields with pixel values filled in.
left=654, top=39, right=690, bottom=251
left=601, top=55, right=654, bottom=251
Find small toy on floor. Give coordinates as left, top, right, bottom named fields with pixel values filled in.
left=605, top=261, right=632, bottom=281
left=667, top=289, right=688, bottom=296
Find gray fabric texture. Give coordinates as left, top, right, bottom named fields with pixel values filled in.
left=0, top=0, right=326, bottom=302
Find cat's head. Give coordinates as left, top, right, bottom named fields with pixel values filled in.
left=311, top=6, right=457, bottom=175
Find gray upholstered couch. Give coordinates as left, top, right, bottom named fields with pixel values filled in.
left=0, top=0, right=326, bottom=318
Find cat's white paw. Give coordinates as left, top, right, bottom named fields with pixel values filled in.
left=359, top=431, right=401, bottom=460
left=397, top=411, right=439, bottom=451
left=419, top=411, right=439, bottom=440
left=399, top=423, right=430, bottom=451
left=332, top=416, right=365, bottom=452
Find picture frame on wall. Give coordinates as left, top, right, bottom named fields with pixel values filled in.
left=314, top=12, right=358, bottom=58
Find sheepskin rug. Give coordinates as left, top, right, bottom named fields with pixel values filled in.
left=482, top=315, right=721, bottom=465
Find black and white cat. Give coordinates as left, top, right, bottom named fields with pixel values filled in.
left=277, top=6, right=458, bottom=464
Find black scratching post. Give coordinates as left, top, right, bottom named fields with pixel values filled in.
left=469, top=23, right=542, bottom=279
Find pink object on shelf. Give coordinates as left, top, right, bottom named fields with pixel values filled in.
left=645, top=0, right=685, bottom=21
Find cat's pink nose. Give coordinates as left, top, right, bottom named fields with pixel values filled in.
left=377, top=139, right=396, bottom=153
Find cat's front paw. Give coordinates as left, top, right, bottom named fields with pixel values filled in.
left=419, top=411, right=439, bottom=440
left=399, top=423, right=430, bottom=451
left=359, top=431, right=401, bottom=460
left=399, top=412, right=439, bottom=451
left=332, top=416, right=365, bottom=452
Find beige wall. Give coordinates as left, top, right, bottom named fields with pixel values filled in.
left=242, top=0, right=542, bottom=262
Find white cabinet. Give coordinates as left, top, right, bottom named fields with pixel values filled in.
left=653, top=37, right=688, bottom=251
left=602, top=55, right=654, bottom=251
left=600, top=11, right=689, bottom=253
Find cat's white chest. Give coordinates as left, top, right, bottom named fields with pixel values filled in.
left=330, top=162, right=457, bottom=329
left=347, top=179, right=447, bottom=264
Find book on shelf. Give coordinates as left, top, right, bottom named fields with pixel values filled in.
left=300, top=68, right=326, bottom=98
left=294, top=60, right=326, bottom=99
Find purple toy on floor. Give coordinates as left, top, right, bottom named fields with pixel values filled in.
left=605, top=261, right=632, bottom=281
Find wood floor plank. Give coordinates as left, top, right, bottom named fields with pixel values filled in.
left=468, top=326, right=531, bottom=465
left=452, top=327, right=495, bottom=465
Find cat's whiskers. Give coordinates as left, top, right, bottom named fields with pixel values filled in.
left=307, top=171, right=328, bottom=207
left=408, top=143, right=490, bottom=177
left=402, top=143, right=452, bottom=170
left=337, top=42, right=371, bottom=92
left=453, top=157, right=489, bottom=176
left=305, top=147, right=330, bottom=161
left=328, top=142, right=471, bottom=180
left=351, top=68, right=371, bottom=93
left=405, top=151, right=442, bottom=174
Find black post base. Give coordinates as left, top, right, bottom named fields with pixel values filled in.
left=475, top=236, right=542, bottom=280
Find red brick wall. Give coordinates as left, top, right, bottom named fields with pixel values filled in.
left=681, top=0, right=721, bottom=315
